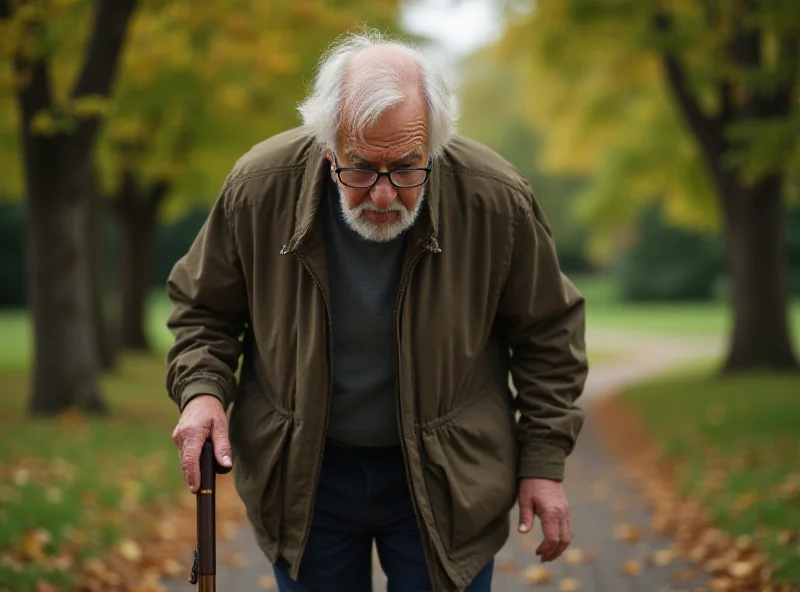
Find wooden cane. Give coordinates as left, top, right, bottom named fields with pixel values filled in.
left=188, top=438, right=231, bottom=591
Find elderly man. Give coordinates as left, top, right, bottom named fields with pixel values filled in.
left=167, top=31, right=587, bottom=592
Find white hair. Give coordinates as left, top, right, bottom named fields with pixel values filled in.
left=297, top=29, right=458, bottom=157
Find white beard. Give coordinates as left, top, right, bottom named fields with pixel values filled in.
left=335, top=182, right=425, bottom=243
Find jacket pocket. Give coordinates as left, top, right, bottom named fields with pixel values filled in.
left=421, top=384, right=519, bottom=553
left=229, top=381, right=293, bottom=550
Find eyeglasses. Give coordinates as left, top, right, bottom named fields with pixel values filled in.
left=331, top=152, right=433, bottom=189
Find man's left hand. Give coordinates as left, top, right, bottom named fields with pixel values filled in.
left=517, top=478, right=572, bottom=562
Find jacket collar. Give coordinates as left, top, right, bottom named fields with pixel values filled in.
left=281, top=140, right=441, bottom=255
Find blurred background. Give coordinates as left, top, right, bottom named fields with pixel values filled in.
left=0, top=0, right=798, bottom=591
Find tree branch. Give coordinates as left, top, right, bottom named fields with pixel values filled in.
left=67, top=0, right=137, bottom=164
left=766, top=33, right=800, bottom=117
left=654, top=11, right=727, bottom=182
left=9, top=2, right=57, bottom=188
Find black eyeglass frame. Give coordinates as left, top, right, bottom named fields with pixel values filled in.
left=331, top=152, right=433, bottom=189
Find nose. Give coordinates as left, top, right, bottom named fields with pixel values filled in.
left=370, top=175, right=396, bottom=210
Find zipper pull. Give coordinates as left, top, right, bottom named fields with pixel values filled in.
left=426, top=237, right=441, bottom=253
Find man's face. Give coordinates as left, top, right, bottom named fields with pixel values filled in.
left=327, top=93, right=429, bottom=242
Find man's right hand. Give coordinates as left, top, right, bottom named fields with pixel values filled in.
left=172, top=395, right=233, bottom=493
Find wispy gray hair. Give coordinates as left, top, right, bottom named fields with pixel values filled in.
left=297, top=29, right=458, bottom=157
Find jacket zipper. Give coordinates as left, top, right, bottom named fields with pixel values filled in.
left=393, top=237, right=440, bottom=584
left=291, top=250, right=334, bottom=582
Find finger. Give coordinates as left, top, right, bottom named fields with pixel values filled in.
left=545, top=514, right=573, bottom=562
left=535, top=514, right=561, bottom=561
left=180, top=434, right=203, bottom=493
left=212, top=417, right=233, bottom=468
left=517, top=495, right=535, bottom=534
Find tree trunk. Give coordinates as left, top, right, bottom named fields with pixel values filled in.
left=117, top=197, right=159, bottom=351
left=719, top=175, right=798, bottom=372
left=86, top=168, right=118, bottom=371
left=10, top=0, right=138, bottom=415
left=26, top=177, right=107, bottom=415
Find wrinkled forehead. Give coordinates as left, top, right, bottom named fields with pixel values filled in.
left=338, top=92, right=429, bottom=163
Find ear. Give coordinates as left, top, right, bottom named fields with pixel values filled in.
left=324, top=147, right=334, bottom=167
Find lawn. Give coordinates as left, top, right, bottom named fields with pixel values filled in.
left=571, top=274, right=800, bottom=341
left=0, top=292, right=191, bottom=590
left=0, top=354, right=189, bottom=591
left=619, top=366, right=800, bottom=587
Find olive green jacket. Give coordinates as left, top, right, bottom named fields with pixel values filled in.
left=165, top=127, right=588, bottom=590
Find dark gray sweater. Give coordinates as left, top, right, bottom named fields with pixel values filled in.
left=320, top=176, right=408, bottom=447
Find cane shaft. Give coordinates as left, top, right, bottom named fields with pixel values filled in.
left=198, top=441, right=216, bottom=576
left=198, top=575, right=215, bottom=592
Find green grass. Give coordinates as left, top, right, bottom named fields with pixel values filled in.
left=572, top=274, right=800, bottom=341
left=0, top=354, right=185, bottom=591
left=0, top=292, right=175, bottom=372
left=622, top=367, right=800, bottom=585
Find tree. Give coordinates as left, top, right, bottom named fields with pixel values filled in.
left=0, top=0, right=137, bottom=414
left=93, top=2, right=405, bottom=351
left=497, top=0, right=800, bottom=372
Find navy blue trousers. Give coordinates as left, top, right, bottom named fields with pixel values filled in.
left=272, top=443, right=494, bottom=592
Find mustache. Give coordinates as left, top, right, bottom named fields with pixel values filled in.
left=353, top=200, right=406, bottom=215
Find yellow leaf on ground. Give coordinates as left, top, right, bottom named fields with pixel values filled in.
left=21, top=528, right=51, bottom=561
left=621, top=560, right=643, bottom=575
left=564, top=548, right=587, bottom=565
left=117, top=539, right=142, bottom=562
left=613, top=523, right=642, bottom=543
left=558, top=577, right=581, bottom=591
left=12, top=467, right=30, bottom=486
left=521, top=565, right=553, bottom=584
left=728, top=561, right=756, bottom=579
left=651, top=548, right=675, bottom=566
left=162, top=558, right=182, bottom=576
left=257, top=575, right=277, bottom=589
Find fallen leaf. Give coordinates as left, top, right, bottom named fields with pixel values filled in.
left=734, top=534, right=754, bottom=551
left=117, top=539, right=142, bottom=563
left=558, top=577, right=581, bottom=591
left=728, top=561, right=756, bottom=579
left=709, top=578, right=733, bottom=591
left=12, top=467, right=30, bottom=486
left=521, top=565, right=553, bottom=584
left=621, top=560, right=643, bottom=575
left=777, top=530, right=797, bottom=546
left=257, top=575, right=277, bottom=589
left=651, top=548, right=675, bottom=566
left=20, top=528, right=51, bottom=561
left=564, top=548, right=587, bottom=565
left=613, top=523, right=642, bottom=543
left=162, top=558, right=182, bottom=576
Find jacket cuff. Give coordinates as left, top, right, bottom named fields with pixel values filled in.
left=178, top=381, right=227, bottom=413
left=518, top=441, right=567, bottom=482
